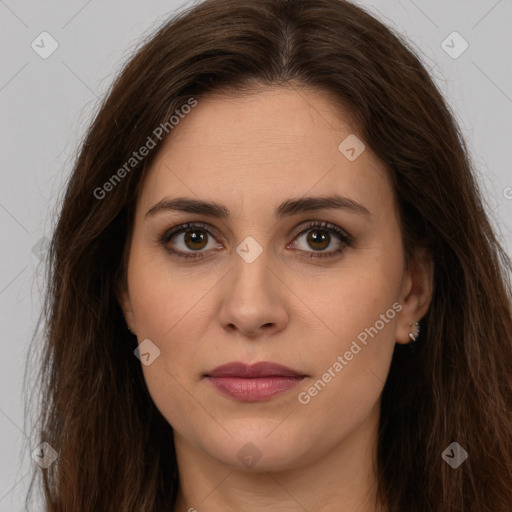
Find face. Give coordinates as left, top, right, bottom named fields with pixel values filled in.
left=118, top=86, right=432, bottom=472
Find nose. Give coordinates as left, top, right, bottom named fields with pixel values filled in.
left=217, top=252, right=289, bottom=339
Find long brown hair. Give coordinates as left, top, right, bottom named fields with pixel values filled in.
left=24, top=0, right=512, bottom=510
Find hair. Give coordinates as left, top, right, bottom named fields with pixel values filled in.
left=23, top=0, right=512, bottom=510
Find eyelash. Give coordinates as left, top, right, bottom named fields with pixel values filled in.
left=159, top=221, right=353, bottom=261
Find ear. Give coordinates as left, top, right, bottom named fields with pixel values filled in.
left=115, top=278, right=137, bottom=335
left=395, top=247, right=434, bottom=345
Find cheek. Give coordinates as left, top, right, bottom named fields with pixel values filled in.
left=127, top=252, right=209, bottom=409
left=303, top=266, right=400, bottom=356
left=131, top=269, right=210, bottom=432
left=128, top=243, right=215, bottom=339
left=303, top=290, right=398, bottom=402
left=294, top=266, right=401, bottom=429
left=294, top=308, right=397, bottom=451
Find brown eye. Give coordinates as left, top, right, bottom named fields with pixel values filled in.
left=292, top=221, right=353, bottom=259
left=160, top=222, right=220, bottom=260
left=183, top=230, right=208, bottom=251
left=305, top=229, right=330, bottom=251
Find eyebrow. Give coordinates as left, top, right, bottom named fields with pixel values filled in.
left=145, top=194, right=371, bottom=220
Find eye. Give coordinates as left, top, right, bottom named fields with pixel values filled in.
left=159, top=222, right=221, bottom=260
left=289, top=221, right=353, bottom=259
left=159, top=221, right=353, bottom=260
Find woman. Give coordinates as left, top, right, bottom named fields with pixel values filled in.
left=25, top=0, right=512, bottom=510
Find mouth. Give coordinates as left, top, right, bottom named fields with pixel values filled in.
left=203, top=361, right=307, bottom=402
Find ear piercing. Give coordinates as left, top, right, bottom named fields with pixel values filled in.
left=408, top=321, right=420, bottom=343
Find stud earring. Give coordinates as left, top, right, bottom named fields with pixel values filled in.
left=408, top=321, right=420, bottom=343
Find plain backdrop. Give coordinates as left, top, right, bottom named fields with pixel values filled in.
left=0, top=0, right=511, bottom=509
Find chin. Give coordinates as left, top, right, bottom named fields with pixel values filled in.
left=201, top=424, right=310, bottom=472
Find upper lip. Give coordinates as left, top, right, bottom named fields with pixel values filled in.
left=205, top=361, right=306, bottom=378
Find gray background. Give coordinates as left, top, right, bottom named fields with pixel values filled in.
left=1, top=0, right=511, bottom=509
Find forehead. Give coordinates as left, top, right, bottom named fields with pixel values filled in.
left=137, top=86, right=394, bottom=221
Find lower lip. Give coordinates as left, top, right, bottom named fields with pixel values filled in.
left=205, top=376, right=305, bottom=402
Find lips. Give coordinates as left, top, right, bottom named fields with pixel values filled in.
left=204, top=361, right=307, bottom=402
left=206, top=361, right=304, bottom=378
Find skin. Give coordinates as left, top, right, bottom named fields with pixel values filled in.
left=117, top=86, right=433, bottom=511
